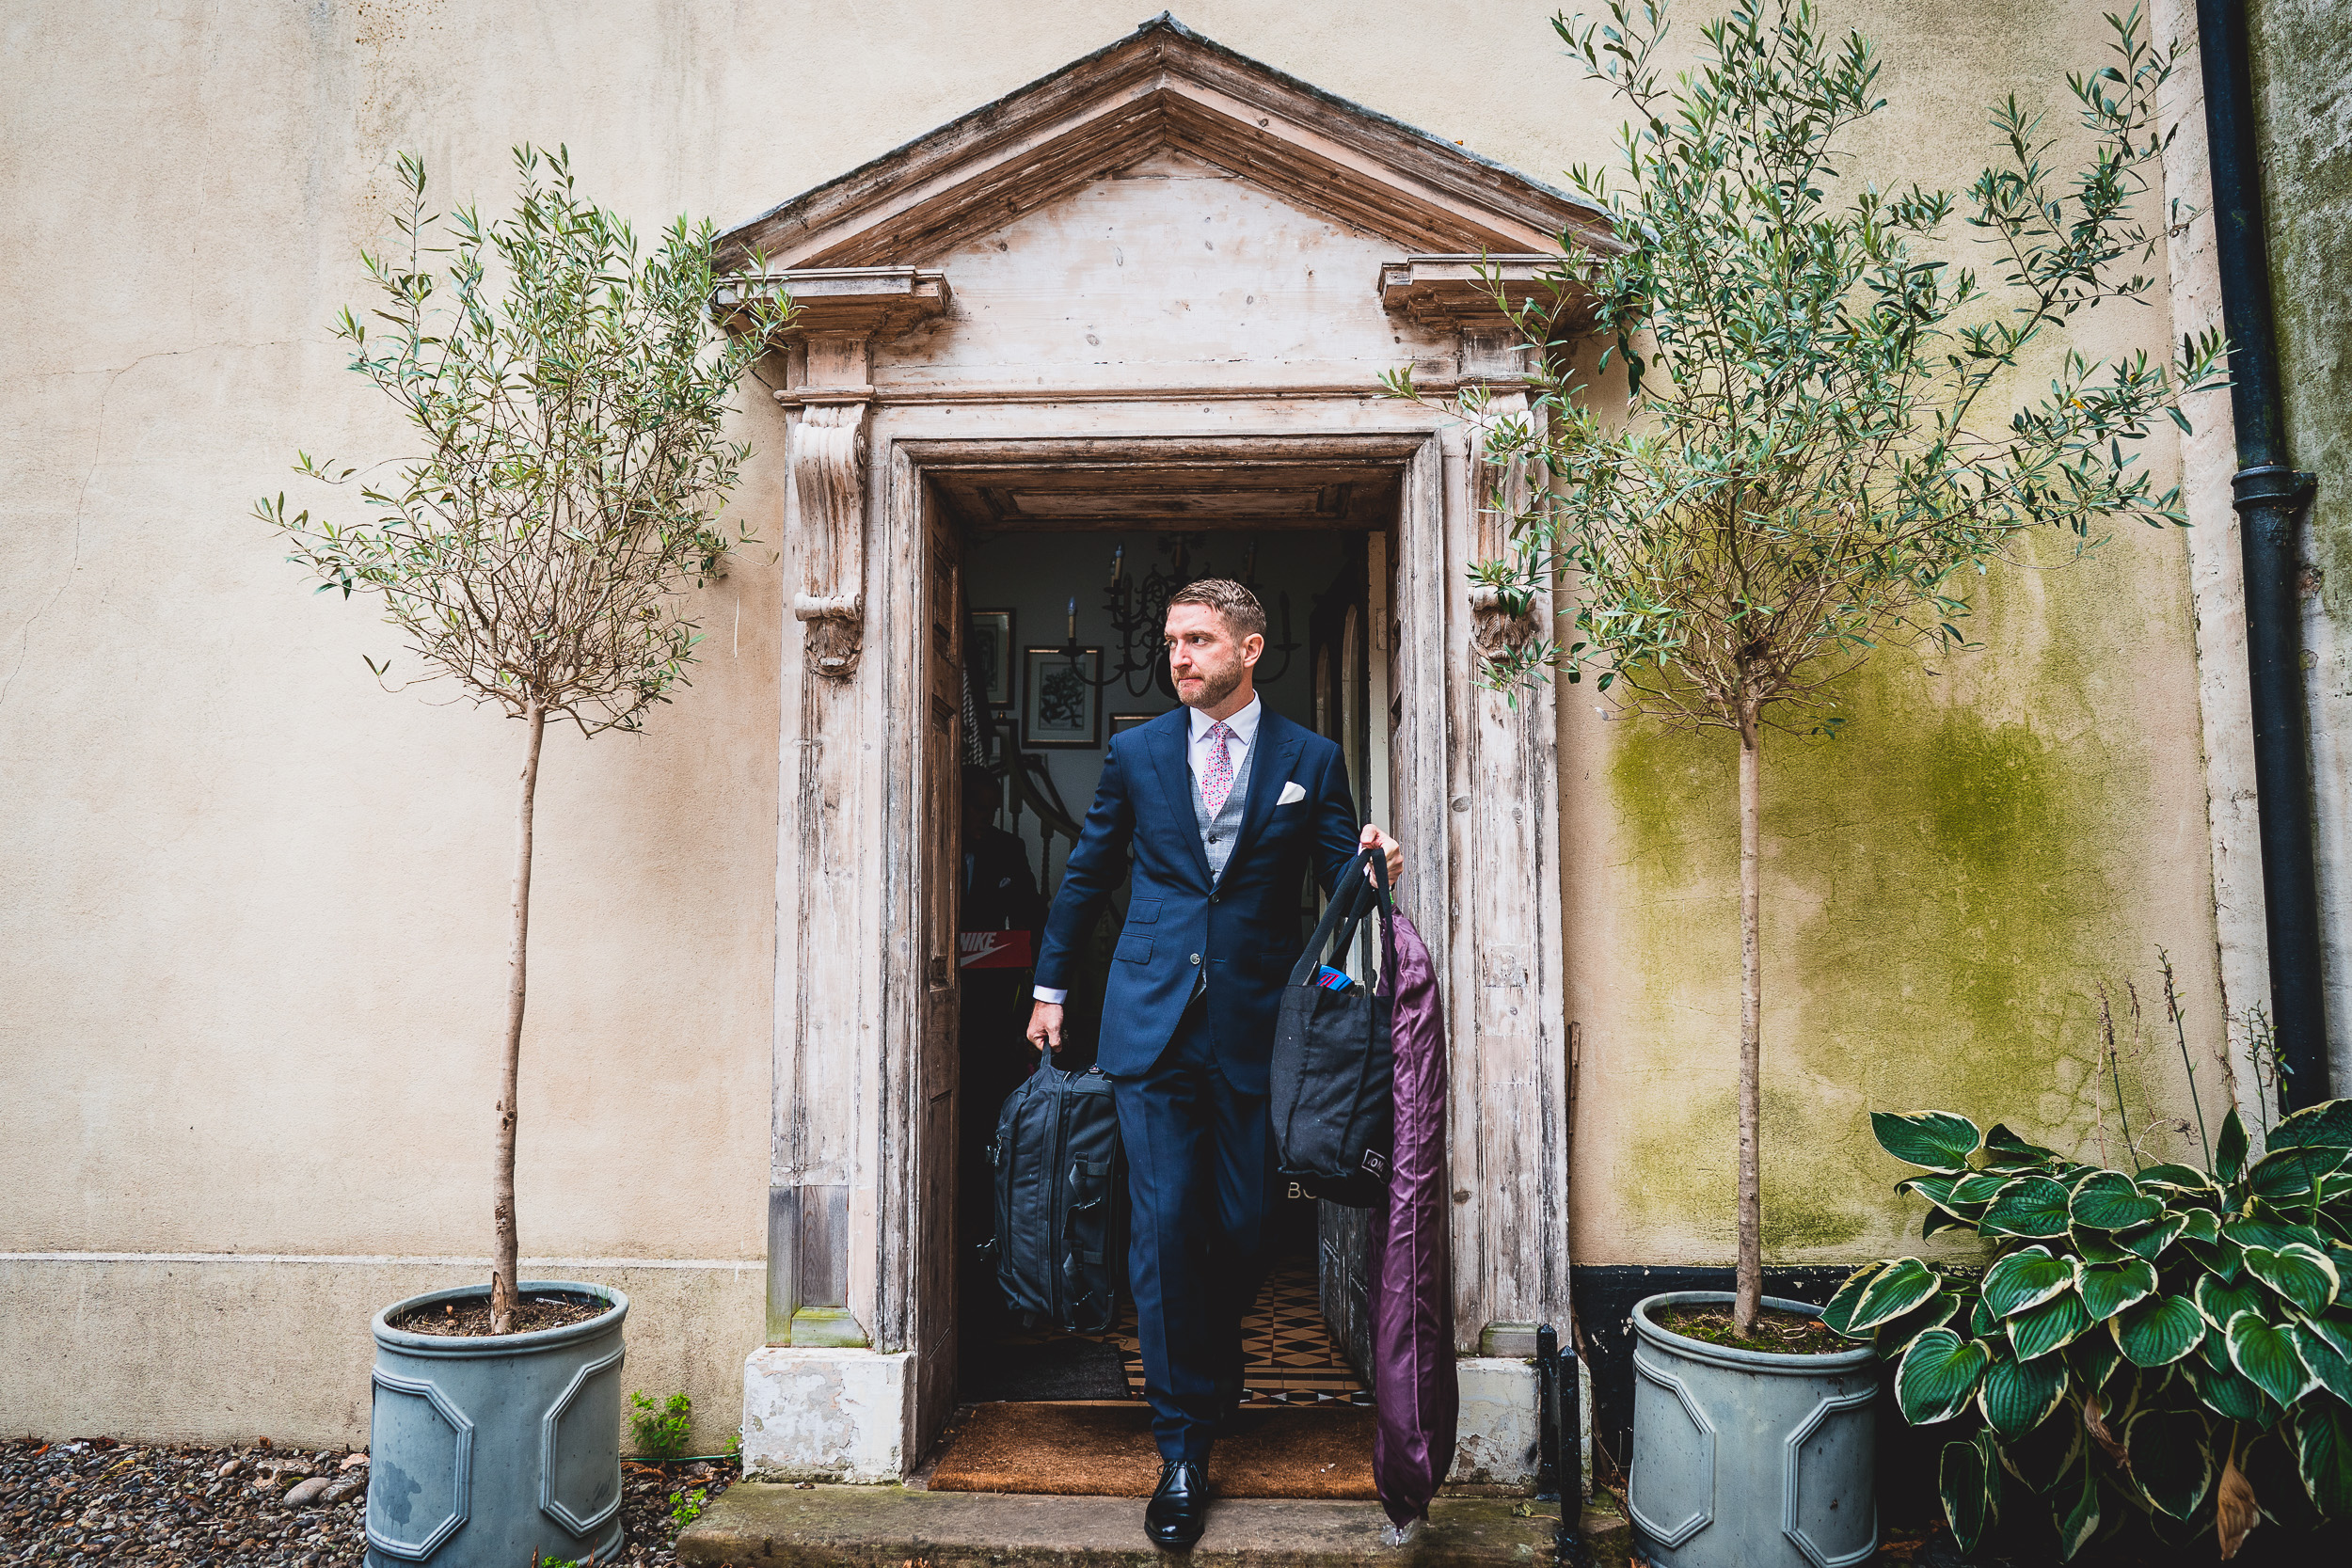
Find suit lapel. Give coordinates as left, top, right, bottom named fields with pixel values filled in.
left=1147, top=711, right=1215, bottom=885
left=1225, top=709, right=1302, bottom=875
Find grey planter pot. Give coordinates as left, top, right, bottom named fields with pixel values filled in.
left=366, top=1280, right=628, bottom=1568
left=1628, top=1291, right=1878, bottom=1568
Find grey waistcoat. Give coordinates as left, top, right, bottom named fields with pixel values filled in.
left=1190, top=727, right=1257, bottom=885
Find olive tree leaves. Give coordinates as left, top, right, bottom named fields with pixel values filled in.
left=1836, top=1101, right=2352, bottom=1557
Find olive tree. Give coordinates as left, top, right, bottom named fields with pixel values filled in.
left=1391, top=1, right=2224, bottom=1336
left=259, top=148, right=786, bottom=1332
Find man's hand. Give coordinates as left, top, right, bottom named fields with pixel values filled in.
left=1360, top=823, right=1403, bottom=885
left=1026, top=1000, right=1066, bottom=1055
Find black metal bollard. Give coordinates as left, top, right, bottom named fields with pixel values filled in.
left=1536, top=1323, right=1590, bottom=1567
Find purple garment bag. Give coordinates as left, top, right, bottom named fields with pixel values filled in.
left=1370, top=907, right=1455, bottom=1525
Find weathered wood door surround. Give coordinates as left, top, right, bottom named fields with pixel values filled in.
left=725, top=16, right=1613, bottom=1481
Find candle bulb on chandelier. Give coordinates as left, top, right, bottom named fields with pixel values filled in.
left=1067, top=596, right=1076, bottom=642
left=1110, top=545, right=1123, bottom=584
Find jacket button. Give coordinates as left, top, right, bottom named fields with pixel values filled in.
left=1190, top=953, right=1201, bottom=966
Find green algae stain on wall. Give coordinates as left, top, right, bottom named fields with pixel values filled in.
left=1602, top=652, right=2157, bottom=1260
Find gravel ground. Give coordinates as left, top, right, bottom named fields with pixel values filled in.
left=0, top=1435, right=735, bottom=1565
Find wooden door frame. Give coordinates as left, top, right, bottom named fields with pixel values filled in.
left=861, top=422, right=1570, bottom=1460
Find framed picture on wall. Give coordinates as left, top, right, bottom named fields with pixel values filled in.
left=968, top=609, right=1015, bottom=707
left=1024, top=646, right=1102, bottom=748
left=1108, top=712, right=1157, bottom=742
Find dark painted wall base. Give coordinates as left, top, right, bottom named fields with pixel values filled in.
left=1568, top=1264, right=1942, bottom=1522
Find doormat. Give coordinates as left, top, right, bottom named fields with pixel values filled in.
left=927, top=1401, right=1377, bottom=1498
left=959, top=1336, right=1132, bottom=1402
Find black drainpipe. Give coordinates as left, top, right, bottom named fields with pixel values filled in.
left=2196, top=0, right=2329, bottom=1110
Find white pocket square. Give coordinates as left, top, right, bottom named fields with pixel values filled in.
left=1277, top=781, right=1307, bottom=805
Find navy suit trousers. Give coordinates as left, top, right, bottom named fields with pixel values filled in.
left=1107, top=994, right=1277, bottom=1462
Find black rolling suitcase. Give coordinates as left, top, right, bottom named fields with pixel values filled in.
left=987, top=1056, right=1126, bottom=1332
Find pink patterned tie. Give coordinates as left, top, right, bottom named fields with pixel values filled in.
left=1200, top=721, right=1236, bottom=816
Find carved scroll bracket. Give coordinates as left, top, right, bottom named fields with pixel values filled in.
left=789, top=397, right=869, bottom=678
left=1445, top=404, right=1546, bottom=667
left=736, top=269, right=951, bottom=681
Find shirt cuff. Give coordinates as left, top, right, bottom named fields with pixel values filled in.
left=1033, top=987, right=1069, bottom=1005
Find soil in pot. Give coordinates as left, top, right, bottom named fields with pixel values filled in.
left=389, top=1290, right=605, bottom=1337
left=1655, top=1304, right=1848, bottom=1355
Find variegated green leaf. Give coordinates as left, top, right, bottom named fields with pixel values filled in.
left=2070, top=1170, right=2161, bottom=1230
left=2072, top=1330, right=2124, bottom=1392
left=1983, top=1246, right=2075, bottom=1318
left=2138, top=1162, right=2220, bottom=1196
left=2226, top=1311, right=2316, bottom=1407
left=1898, top=1328, right=1992, bottom=1424
left=1981, top=1176, right=2072, bottom=1238
left=2293, top=1400, right=2352, bottom=1518
left=2197, top=1275, right=2266, bottom=1331
left=2182, top=1234, right=2244, bottom=1283
left=1872, top=1110, right=1982, bottom=1170
left=2301, top=1310, right=2352, bottom=1361
left=1849, top=1257, right=1942, bottom=1333
left=2112, top=1292, right=2205, bottom=1368
left=1923, top=1206, right=1975, bottom=1239
left=2054, top=1455, right=2100, bottom=1561
left=2071, top=1230, right=2129, bottom=1264
left=1939, top=1430, right=1999, bottom=1554
left=2176, top=1208, right=2222, bottom=1244
left=2249, top=1144, right=2351, bottom=1205
left=2078, top=1258, right=2156, bottom=1322
left=1982, top=1123, right=2057, bottom=1170
left=2124, top=1404, right=2213, bottom=1520
left=2119, top=1212, right=2191, bottom=1260
left=2225, top=1214, right=2325, bottom=1252
left=1949, top=1171, right=2010, bottom=1206
left=2291, top=1321, right=2352, bottom=1404
left=1820, top=1261, right=1886, bottom=1338
left=1979, top=1349, right=2068, bottom=1436
left=2010, top=1291, right=2092, bottom=1360
left=1969, top=1294, right=1998, bottom=1338
left=2244, top=1243, right=2340, bottom=1315
left=2182, top=1352, right=2270, bottom=1422
left=2268, top=1099, right=2352, bottom=1153
left=1878, top=1289, right=1965, bottom=1358
left=2217, top=1108, right=2249, bottom=1182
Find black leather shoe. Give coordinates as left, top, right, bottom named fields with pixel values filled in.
left=1145, top=1460, right=1209, bottom=1549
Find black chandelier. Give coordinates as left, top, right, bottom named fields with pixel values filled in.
left=1056, top=533, right=1299, bottom=700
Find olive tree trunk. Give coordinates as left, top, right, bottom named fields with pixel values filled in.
left=490, top=704, right=547, bottom=1336
left=1734, top=701, right=1764, bottom=1337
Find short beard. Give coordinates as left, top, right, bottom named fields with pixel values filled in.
left=1180, top=661, right=1246, bottom=711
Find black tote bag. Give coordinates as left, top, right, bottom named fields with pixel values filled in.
left=1269, top=847, right=1395, bottom=1208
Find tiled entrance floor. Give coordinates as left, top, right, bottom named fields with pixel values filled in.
left=991, top=1259, right=1371, bottom=1405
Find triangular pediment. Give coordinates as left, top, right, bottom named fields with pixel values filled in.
left=717, top=13, right=1612, bottom=272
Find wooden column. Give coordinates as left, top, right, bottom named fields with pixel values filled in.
left=1384, top=258, right=1574, bottom=1350
left=751, top=271, right=950, bottom=1353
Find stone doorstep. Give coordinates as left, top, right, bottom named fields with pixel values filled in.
left=679, top=1484, right=1635, bottom=1568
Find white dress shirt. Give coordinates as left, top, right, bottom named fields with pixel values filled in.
left=1034, top=696, right=1262, bottom=1005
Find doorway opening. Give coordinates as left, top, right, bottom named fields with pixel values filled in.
left=946, top=515, right=1391, bottom=1420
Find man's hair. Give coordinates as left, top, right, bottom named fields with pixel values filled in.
left=1166, top=578, right=1266, bottom=641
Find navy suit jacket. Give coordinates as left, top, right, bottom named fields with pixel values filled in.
left=1035, top=705, right=1361, bottom=1093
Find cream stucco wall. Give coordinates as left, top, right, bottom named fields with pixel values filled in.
left=1, top=0, right=2238, bottom=1447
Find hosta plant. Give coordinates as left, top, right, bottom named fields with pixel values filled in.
left=1828, top=1101, right=2352, bottom=1560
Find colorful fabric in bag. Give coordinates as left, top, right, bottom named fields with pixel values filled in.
left=1371, top=905, right=1455, bottom=1525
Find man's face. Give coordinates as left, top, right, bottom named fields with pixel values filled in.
left=1164, top=602, right=1262, bottom=711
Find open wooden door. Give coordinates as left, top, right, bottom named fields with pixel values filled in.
left=1311, top=539, right=1379, bottom=1379
left=912, top=484, right=964, bottom=1457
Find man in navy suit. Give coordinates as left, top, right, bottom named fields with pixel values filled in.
left=1026, top=578, right=1401, bottom=1549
